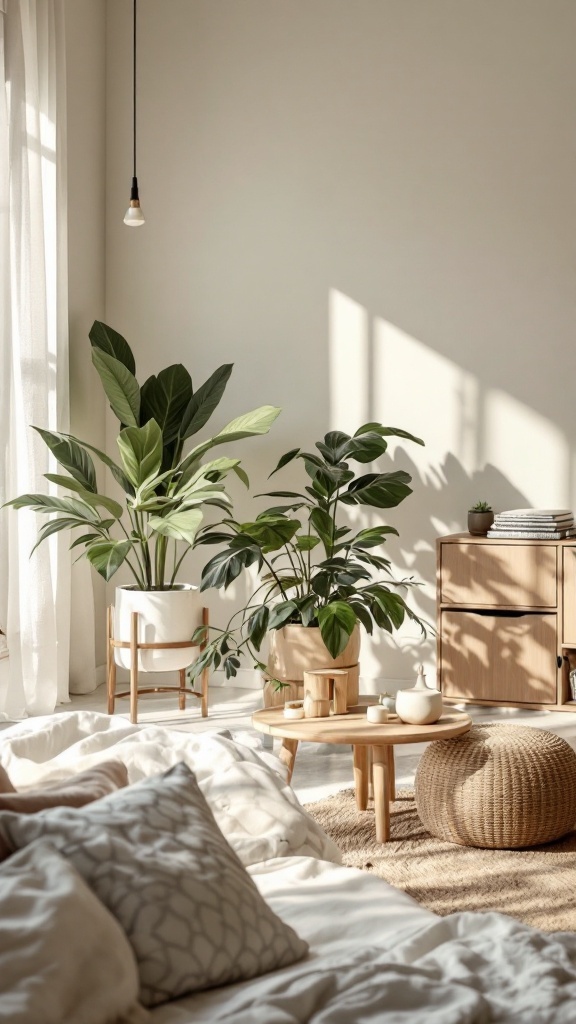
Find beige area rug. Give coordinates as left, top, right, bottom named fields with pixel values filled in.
left=305, top=788, right=576, bottom=932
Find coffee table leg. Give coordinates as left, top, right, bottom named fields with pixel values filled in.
left=371, top=745, right=390, bottom=843
left=353, top=745, right=369, bottom=810
left=387, top=745, right=395, bottom=802
left=279, top=738, right=299, bottom=784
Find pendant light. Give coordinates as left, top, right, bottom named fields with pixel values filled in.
left=124, top=0, right=145, bottom=226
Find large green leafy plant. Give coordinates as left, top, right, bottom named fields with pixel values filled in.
left=7, top=321, right=280, bottom=589
left=190, top=422, right=426, bottom=682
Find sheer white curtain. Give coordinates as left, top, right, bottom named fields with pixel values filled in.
left=0, top=0, right=70, bottom=718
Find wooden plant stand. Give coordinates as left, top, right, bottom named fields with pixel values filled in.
left=106, top=606, right=210, bottom=725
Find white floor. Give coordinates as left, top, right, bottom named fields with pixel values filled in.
left=66, top=683, right=576, bottom=805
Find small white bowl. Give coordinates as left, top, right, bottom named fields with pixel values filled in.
left=283, top=704, right=305, bottom=720
left=366, top=704, right=389, bottom=724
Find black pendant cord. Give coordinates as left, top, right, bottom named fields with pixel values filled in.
left=132, top=0, right=137, bottom=180
left=125, top=0, right=143, bottom=216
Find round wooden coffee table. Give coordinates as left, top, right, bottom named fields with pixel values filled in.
left=252, top=705, right=471, bottom=843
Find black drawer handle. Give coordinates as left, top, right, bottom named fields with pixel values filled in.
left=452, top=609, right=551, bottom=619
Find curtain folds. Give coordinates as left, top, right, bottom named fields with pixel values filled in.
left=0, top=0, right=70, bottom=718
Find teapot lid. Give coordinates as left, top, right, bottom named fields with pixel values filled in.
left=402, top=664, right=440, bottom=695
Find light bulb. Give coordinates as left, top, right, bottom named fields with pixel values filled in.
left=124, top=176, right=145, bottom=226
left=124, top=201, right=145, bottom=226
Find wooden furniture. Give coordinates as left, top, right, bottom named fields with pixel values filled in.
left=106, top=607, right=210, bottom=725
left=437, top=533, right=576, bottom=712
left=263, top=625, right=360, bottom=710
left=252, top=705, right=471, bottom=843
left=302, top=668, right=349, bottom=717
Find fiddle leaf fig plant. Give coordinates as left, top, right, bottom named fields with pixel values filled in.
left=6, top=321, right=280, bottom=589
left=189, top=422, right=427, bottom=682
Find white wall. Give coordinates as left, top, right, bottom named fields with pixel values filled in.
left=66, top=0, right=107, bottom=679
left=101, top=0, right=576, bottom=687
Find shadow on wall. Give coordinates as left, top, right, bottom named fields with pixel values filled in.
left=388, top=447, right=530, bottom=625
left=327, top=287, right=563, bottom=684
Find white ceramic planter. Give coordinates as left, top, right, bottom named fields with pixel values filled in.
left=113, top=584, right=200, bottom=673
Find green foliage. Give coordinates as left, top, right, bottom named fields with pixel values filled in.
left=190, top=422, right=427, bottom=682
left=469, top=500, right=492, bottom=512
left=6, top=321, right=280, bottom=589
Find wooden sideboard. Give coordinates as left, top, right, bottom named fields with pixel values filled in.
left=437, top=533, right=576, bottom=712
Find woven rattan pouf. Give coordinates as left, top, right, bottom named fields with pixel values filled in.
left=414, top=724, right=576, bottom=849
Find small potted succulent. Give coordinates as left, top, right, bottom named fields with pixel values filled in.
left=467, top=500, right=494, bottom=536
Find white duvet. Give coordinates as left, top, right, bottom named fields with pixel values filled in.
left=2, top=711, right=576, bottom=1024
left=0, top=710, right=339, bottom=867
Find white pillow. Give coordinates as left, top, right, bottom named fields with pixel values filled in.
left=0, top=763, right=309, bottom=1008
left=0, top=840, right=145, bottom=1024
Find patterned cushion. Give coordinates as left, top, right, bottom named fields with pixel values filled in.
left=0, top=763, right=309, bottom=1007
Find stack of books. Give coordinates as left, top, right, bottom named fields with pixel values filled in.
left=487, top=509, right=576, bottom=540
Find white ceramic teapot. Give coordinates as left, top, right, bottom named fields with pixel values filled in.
left=395, top=665, right=443, bottom=725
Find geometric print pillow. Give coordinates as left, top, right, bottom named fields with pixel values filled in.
left=0, top=763, right=309, bottom=1007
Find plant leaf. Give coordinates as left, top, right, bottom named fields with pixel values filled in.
left=34, top=428, right=97, bottom=492
left=268, top=600, right=299, bottom=630
left=317, top=601, right=357, bottom=658
left=148, top=509, right=203, bottom=545
left=69, top=532, right=102, bottom=550
left=232, top=464, right=250, bottom=488
left=50, top=433, right=135, bottom=496
left=174, top=457, right=240, bottom=497
left=354, top=423, right=425, bottom=447
left=173, top=406, right=281, bottom=480
left=256, top=490, right=309, bottom=500
left=351, top=526, right=398, bottom=548
left=200, top=537, right=261, bottom=591
left=193, top=530, right=235, bottom=546
left=44, top=473, right=91, bottom=494
left=44, top=477, right=123, bottom=520
left=309, top=507, right=335, bottom=552
left=269, top=448, right=301, bottom=477
left=246, top=605, right=270, bottom=651
left=295, top=534, right=320, bottom=551
left=91, top=348, right=140, bottom=427
left=366, top=587, right=406, bottom=630
left=117, top=419, right=163, bottom=489
left=89, top=321, right=136, bottom=375
left=340, top=471, right=413, bottom=508
left=179, top=364, right=233, bottom=441
left=30, top=517, right=92, bottom=555
left=348, top=600, right=374, bottom=634
left=210, top=405, right=281, bottom=446
left=315, top=431, right=351, bottom=465
left=85, top=539, right=132, bottom=581
left=140, top=365, right=193, bottom=444
left=237, top=515, right=300, bottom=553
left=296, top=594, right=318, bottom=626
left=5, top=493, right=101, bottom=522
left=341, top=432, right=390, bottom=464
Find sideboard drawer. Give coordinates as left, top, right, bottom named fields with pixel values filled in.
left=440, top=543, right=557, bottom=608
left=563, top=546, right=576, bottom=645
left=439, top=610, right=558, bottom=705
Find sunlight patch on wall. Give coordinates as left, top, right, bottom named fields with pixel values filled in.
left=328, top=289, right=369, bottom=434
left=484, top=390, right=568, bottom=507
left=373, top=317, right=479, bottom=476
